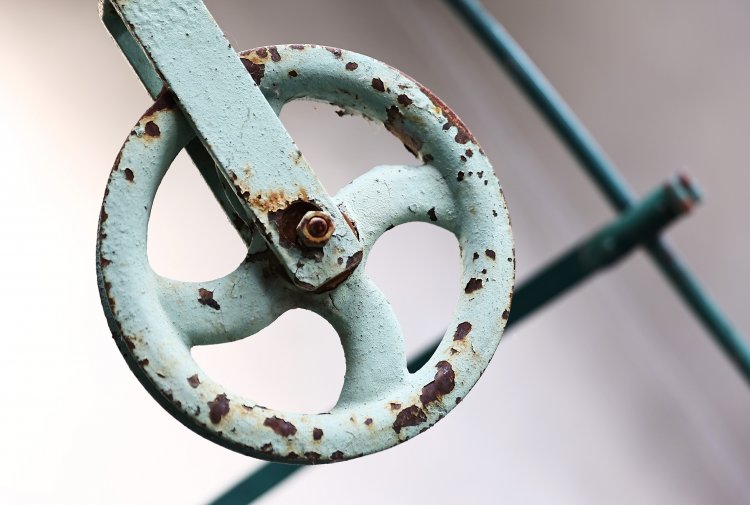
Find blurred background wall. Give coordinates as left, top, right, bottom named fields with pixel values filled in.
left=0, top=0, right=748, bottom=503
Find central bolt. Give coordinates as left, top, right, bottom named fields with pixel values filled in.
left=307, top=216, right=330, bottom=238
left=297, top=211, right=335, bottom=247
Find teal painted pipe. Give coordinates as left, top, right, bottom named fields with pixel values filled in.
left=209, top=175, right=700, bottom=505
left=446, top=0, right=750, bottom=385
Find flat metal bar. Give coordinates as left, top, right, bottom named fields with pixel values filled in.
left=100, top=0, right=255, bottom=245
left=106, top=0, right=363, bottom=291
left=446, top=0, right=750, bottom=384
left=209, top=176, right=699, bottom=505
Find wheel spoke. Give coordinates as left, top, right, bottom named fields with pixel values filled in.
left=335, top=163, right=458, bottom=251
left=155, top=248, right=294, bottom=347
left=295, top=269, right=408, bottom=408
left=291, top=164, right=459, bottom=407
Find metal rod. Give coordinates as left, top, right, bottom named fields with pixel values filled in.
left=209, top=176, right=698, bottom=505
left=445, top=0, right=750, bottom=384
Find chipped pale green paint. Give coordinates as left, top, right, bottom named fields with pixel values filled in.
left=105, top=0, right=363, bottom=291
left=97, top=43, right=515, bottom=463
left=211, top=174, right=704, bottom=504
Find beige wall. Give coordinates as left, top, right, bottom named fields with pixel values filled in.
left=0, top=0, right=748, bottom=503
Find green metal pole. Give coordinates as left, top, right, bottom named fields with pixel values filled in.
left=209, top=176, right=699, bottom=505
left=445, top=0, right=750, bottom=384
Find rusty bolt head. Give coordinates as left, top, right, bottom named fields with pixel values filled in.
left=297, top=211, right=335, bottom=247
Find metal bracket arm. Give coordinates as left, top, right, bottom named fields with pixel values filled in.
left=101, top=0, right=364, bottom=291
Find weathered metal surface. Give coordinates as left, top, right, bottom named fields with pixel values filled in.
left=104, top=0, right=363, bottom=292
left=98, top=44, right=514, bottom=463
left=212, top=174, right=703, bottom=504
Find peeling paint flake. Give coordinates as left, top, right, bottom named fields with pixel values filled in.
left=264, top=416, right=297, bottom=437
left=208, top=394, right=230, bottom=424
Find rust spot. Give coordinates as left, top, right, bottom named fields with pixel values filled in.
left=326, top=46, right=343, bottom=58
left=418, top=84, right=476, bottom=145
left=393, top=405, right=427, bottom=433
left=390, top=402, right=401, bottom=411
left=345, top=62, right=358, bottom=71
left=420, top=361, right=455, bottom=407
left=305, top=452, right=321, bottom=463
left=313, top=428, right=324, bottom=441
left=208, top=394, right=230, bottom=424
left=397, top=94, right=413, bottom=107
left=460, top=155, right=467, bottom=163
left=457, top=171, right=465, bottom=181
left=486, top=249, right=496, bottom=260
left=187, top=374, right=200, bottom=388
left=269, top=46, right=281, bottom=62
left=264, top=416, right=297, bottom=437
left=465, top=278, right=483, bottom=294
left=252, top=189, right=307, bottom=214
left=104, top=281, right=116, bottom=313
left=331, top=451, right=345, bottom=461
left=466, top=149, right=474, bottom=157
left=290, top=44, right=305, bottom=50
left=144, top=89, right=177, bottom=116
left=502, top=310, right=510, bottom=320
left=455, top=130, right=471, bottom=144
left=346, top=250, right=364, bottom=269
left=267, top=200, right=318, bottom=248
left=450, top=348, right=458, bottom=355
left=372, top=78, right=386, bottom=92
left=256, top=47, right=268, bottom=58
left=427, top=208, right=438, bottom=222
left=100, top=257, right=112, bottom=268
left=384, top=105, right=422, bottom=156
left=288, top=70, right=298, bottom=78
left=453, top=321, right=472, bottom=341
left=241, top=58, right=266, bottom=85
left=365, top=418, right=373, bottom=426
left=123, top=335, right=135, bottom=350
left=144, top=121, right=160, bottom=137
left=198, top=288, right=221, bottom=310
left=339, top=205, right=360, bottom=239
left=138, top=358, right=149, bottom=367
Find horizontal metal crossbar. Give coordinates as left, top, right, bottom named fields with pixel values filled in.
left=209, top=175, right=700, bottom=505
